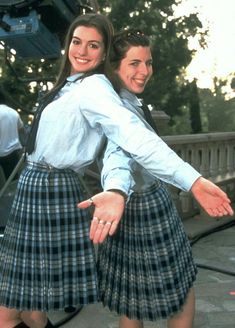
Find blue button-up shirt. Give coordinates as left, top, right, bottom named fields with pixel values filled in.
left=101, top=88, right=201, bottom=192
left=29, top=73, right=200, bottom=194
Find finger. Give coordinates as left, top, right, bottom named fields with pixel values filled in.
left=205, top=207, right=216, bottom=217
left=89, top=216, right=99, bottom=240
left=223, top=202, right=234, bottom=216
left=214, top=203, right=233, bottom=217
left=212, top=208, right=223, bottom=217
left=215, top=204, right=227, bottom=216
left=214, top=188, right=231, bottom=202
left=216, top=209, right=226, bottom=217
left=92, top=220, right=106, bottom=244
left=98, top=222, right=112, bottom=243
left=77, top=198, right=93, bottom=209
left=109, top=220, right=119, bottom=236
left=212, top=206, right=228, bottom=217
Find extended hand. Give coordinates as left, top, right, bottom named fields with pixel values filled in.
left=191, top=177, right=234, bottom=217
left=77, top=191, right=125, bottom=243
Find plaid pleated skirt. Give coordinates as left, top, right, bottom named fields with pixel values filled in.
left=97, top=181, right=197, bottom=321
left=0, top=162, right=98, bottom=311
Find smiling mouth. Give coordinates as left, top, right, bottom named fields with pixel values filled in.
left=134, top=79, right=146, bottom=86
left=75, top=58, right=90, bottom=64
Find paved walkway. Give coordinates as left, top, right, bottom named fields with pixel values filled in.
left=48, top=214, right=235, bottom=328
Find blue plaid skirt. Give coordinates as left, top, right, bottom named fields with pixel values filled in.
left=97, top=181, right=197, bottom=320
left=0, top=162, right=98, bottom=311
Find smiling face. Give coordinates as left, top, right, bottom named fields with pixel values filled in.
left=116, top=46, right=153, bottom=94
left=68, top=26, right=105, bottom=75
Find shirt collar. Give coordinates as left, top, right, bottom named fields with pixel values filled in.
left=119, top=88, right=142, bottom=107
left=67, top=73, right=83, bottom=82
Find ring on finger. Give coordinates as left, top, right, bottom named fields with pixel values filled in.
left=105, top=222, right=112, bottom=226
left=92, top=216, right=99, bottom=222
left=111, top=221, right=118, bottom=226
left=99, top=220, right=105, bottom=225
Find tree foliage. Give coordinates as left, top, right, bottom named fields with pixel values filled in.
left=99, top=0, right=204, bottom=125
left=0, top=0, right=206, bottom=131
left=0, top=45, right=59, bottom=118
left=199, top=78, right=235, bottom=132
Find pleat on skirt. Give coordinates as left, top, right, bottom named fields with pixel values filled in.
left=98, top=181, right=197, bottom=321
left=0, top=162, right=98, bottom=311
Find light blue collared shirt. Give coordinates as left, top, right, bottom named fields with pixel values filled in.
left=101, top=88, right=201, bottom=192
left=29, top=74, right=200, bottom=194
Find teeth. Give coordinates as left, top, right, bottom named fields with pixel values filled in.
left=135, top=79, right=145, bottom=84
left=76, top=58, right=89, bottom=63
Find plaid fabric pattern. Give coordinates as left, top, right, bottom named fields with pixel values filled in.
left=98, top=182, right=197, bottom=320
left=0, top=162, right=98, bottom=311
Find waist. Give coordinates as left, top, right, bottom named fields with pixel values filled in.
left=132, top=180, right=163, bottom=196
left=26, top=161, right=74, bottom=173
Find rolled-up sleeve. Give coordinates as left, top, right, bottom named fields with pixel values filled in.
left=101, top=139, right=134, bottom=197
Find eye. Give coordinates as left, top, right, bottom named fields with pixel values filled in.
left=130, top=61, right=139, bottom=67
left=89, top=43, right=100, bottom=49
left=147, top=60, right=153, bottom=67
left=71, top=38, right=81, bottom=45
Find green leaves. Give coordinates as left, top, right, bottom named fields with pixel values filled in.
left=101, top=0, right=206, bottom=132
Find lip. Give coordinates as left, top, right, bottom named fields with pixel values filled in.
left=75, top=57, right=90, bottom=64
left=134, top=78, right=147, bottom=86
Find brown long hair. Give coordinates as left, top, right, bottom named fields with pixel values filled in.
left=44, top=13, right=114, bottom=101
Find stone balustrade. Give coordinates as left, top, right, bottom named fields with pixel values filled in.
left=162, top=132, right=235, bottom=219
left=82, top=131, right=235, bottom=220
left=1, top=132, right=234, bottom=229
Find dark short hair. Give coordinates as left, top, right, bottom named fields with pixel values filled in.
left=110, top=29, right=150, bottom=70
left=106, top=29, right=150, bottom=92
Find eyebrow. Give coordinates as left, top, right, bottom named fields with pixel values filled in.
left=129, top=58, right=153, bottom=62
left=129, top=59, right=142, bottom=63
left=72, top=36, right=102, bottom=44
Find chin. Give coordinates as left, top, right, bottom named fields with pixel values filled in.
left=135, top=88, right=144, bottom=94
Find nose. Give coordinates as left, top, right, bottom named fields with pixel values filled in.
left=139, top=63, right=150, bottom=75
left=78, top=44, right=87, bottom=56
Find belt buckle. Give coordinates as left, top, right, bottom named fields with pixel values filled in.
left=46, top=163, right=54, bottom=171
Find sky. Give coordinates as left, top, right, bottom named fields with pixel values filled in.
left=174, top=0, right=235, bottom=89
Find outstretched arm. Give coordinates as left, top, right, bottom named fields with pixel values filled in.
left=78, top=190, right=126, bottom=244
left=190, top=177, right=234, bottom=217
left=78, top=138, right=133, bottom=244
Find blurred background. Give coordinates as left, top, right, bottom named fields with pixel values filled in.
left=0, top=3, right=235, bottom=327
left=0, top=0, right=234, bottom=134
left=1, top=0, right=235, bottom=227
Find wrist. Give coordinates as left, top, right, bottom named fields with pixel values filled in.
left=191, top=176, right=203, bottom=192
left=107, top=189, right=128, bottom=201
